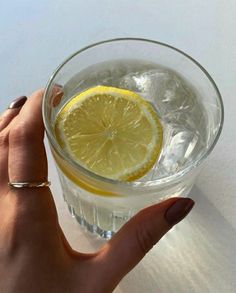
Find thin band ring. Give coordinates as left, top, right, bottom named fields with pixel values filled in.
left=8, top=181, right=51, bottom=189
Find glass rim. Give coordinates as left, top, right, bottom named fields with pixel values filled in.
left=42, top=37, right=224, bottom=190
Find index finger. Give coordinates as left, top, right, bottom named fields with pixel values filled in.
left=8, top=89, right=48, bottom=183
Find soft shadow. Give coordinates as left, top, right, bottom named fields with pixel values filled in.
left=54, top=164, right=236, bottom=293
left=115, top=186, right=236, bottom=293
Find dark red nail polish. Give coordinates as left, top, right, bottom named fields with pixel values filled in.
left=165, top=198, right=195, bottom=226
left=8, top=96, right=27, bottom=109
left=54, top=83, right=63, bottom=89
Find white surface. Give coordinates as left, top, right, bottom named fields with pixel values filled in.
left=1, top=1, right=236, bottom=292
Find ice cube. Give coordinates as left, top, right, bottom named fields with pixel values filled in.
left=119, top=68, right=196, bottom=116
left=159, top=124, right=199, bottom=174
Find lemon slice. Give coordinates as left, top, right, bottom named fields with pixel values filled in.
left=55, top=86, right=163, bottom=181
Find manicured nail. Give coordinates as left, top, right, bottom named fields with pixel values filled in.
left=8, top=96, right=27, bottom=109
left=165, top=198, right=195, bottom=226
left=54, top=83, right=63, bottom=89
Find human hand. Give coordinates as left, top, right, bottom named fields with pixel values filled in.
left=0, top=90, right=194, bottom=293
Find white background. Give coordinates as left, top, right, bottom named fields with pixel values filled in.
left=1, top=1, right=236, bottom=292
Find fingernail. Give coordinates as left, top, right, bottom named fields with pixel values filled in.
left=54, top=83, right=63, bottom=89
left=8, top=96, right=27, bottom=109
left=165, top=198, right=195, bottom=226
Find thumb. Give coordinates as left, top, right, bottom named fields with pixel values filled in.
left=96, top=197, right=194, bottom=291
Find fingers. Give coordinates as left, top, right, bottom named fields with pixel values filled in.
left=8, top=89, right=47, bottom=183
left=95, top=197, right=194, bottom=292
left=5, top=89, right=59, bottom=228
left=0, top=96, right=27, bottom=131
left=2, top=90, right=60, bottom=247
left=0, top=97, right=27, bottom=189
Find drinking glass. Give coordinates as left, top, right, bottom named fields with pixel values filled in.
left=42, top=38, right=223, bottom=239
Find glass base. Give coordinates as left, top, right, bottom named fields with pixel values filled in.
left=67, top=203, right=115, bottom=239
left=59, top=166, right=195, bottom=240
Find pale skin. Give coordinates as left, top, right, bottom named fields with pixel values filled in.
left=0, top=90, right=194, bottom=293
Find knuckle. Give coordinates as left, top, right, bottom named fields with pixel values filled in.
left=0, top=112, right=10, bottom=130
left=9, top=121, right=34, bottom=145
left=0, top=130, right=9, bottom=147
left=135, top=221, right=155, bottom=255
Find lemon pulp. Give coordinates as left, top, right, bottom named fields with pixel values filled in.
left=55, top=86, right=163, bottom=181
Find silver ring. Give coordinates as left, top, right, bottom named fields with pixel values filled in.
left=8, top=181, right=51, bottom=189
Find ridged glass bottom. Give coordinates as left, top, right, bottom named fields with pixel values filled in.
left=67, top=203, right=115, bottom=239
left=59, top=171, right=135, bottom=239
left=58, top=165, right=196, bottom=239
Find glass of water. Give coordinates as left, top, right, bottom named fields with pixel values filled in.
left=42, top=38, right=223, bottom=239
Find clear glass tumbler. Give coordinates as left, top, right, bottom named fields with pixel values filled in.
left=42, top=38, right=223, bottom=239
